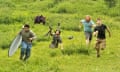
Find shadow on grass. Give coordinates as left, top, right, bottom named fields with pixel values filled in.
left=0, top=43, right=10, bottom=50
left=62, top=48, right=89, bottom=55
left=36, top=37, right=50, bottom=42
left=50, top=51, right=57, bottom=57
left=76, top=48, right=89, bottom=55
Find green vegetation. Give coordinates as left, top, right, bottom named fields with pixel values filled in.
left=0, top=0, right=120, bottom=72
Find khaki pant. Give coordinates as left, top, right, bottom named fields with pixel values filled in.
left=95, top=39, right=106, bottom=49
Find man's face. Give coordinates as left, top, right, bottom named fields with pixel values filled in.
left=96, top=20, right=102, bottom=25
left=85, top=16, right=91, bottom=22
left=23, top=27, right=29, bottom=32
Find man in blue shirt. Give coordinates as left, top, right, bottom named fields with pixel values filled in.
left=80, top=15, right=95, bottom=47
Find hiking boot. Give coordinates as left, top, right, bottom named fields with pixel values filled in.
left=20, top=56, right=23, bottom=60
left=23, top=56, right=29, bottom=61
left=23, top=57, right=27, bottom=61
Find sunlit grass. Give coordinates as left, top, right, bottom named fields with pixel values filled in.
left=0, top=0, right=120, bottom=72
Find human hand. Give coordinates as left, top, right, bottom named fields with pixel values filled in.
left=29, top=38, right=33, bottom=41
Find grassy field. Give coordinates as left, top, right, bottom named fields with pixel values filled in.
left=0, top=0, right=120, bottom=72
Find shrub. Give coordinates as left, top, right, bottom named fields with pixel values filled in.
left=50, top=2, right=76, bottom=14
left=104, top=0, right=117, bottom=8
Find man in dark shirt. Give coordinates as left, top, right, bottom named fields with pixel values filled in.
left=93, top=18, right=111, bottom=57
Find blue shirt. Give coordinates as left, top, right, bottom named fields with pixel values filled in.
left=81, top=19, right=95, bottom=32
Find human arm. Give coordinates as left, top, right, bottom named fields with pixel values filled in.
left=29, top=31, right=36, bottom=41
left=93, top=27, right=98, bottom=37
left=91, top=20, right=96, bottom=28
left=93, top=31, right=98, bottom=37
left=106, top=26, right=111, bottom=37
left=44, top=26, right=53, bottom=36
left=79, top=20, right=83, bottom=29
left=18, top=29, right=23, bottom=35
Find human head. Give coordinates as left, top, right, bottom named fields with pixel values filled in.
left=55, top=30, right=61, bottom=35
left=23, top=24, right=30, bottom=32
left=85, top=15, right=91, bottom=22
left=96, top=18, right=102, bottom=25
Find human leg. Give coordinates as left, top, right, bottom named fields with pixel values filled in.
left=24, top=43, right=32, bottom=61
left=20, top=41, right=27, bottom=60
left=95, top=39, right=101, bottom=57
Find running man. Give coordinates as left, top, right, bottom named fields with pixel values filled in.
left=19, top=24, right=36, bottom=61
left=80, top=15, right=95, bottom=47
left=93, top=18, right=111, bottom=57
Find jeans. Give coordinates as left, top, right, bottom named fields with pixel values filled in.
left=20, top=41, right=32, bottom=61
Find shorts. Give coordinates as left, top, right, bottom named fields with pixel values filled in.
left=84, top=31, right=92, bottom=41
left=95, top=38, right=106, bottom=49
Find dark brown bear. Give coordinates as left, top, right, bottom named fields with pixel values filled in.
left=34, top=15, right=46, bottom=25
